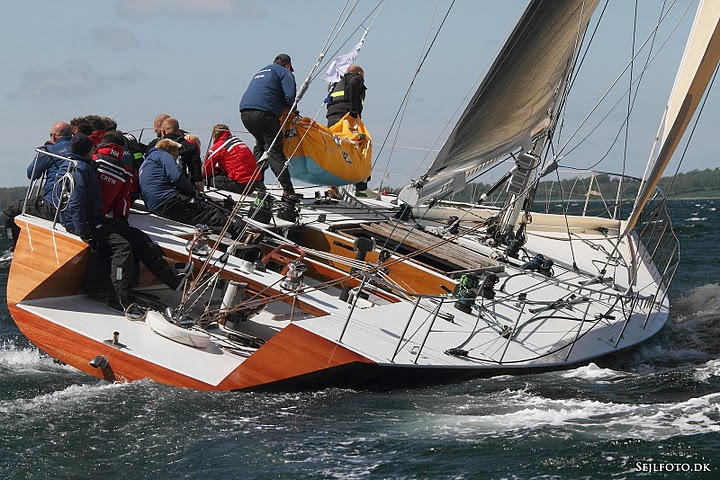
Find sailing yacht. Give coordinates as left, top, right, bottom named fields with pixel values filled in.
left=5, top=0, right=720, bottom=390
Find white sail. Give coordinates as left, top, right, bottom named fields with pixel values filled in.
left=399, top=0, right=599, bottom=206
left=626, top=0, right=720, bottom=232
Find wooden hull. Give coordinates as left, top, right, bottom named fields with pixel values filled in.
left=6, top=217, right=374, bottom=391
left=6, top=218, right=89, bottom=303
left=8, top=304, right=375, bottom=390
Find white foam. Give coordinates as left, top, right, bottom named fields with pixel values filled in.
left=685, top=217, right=707, bottom=222
left=403, top=388, right=720, bottom=441
left=674, top=283, right=720, bottom=318
left=694, top=358, right=720, bottom=382
left=0, top=341, right=76, bottom=374
left=0, top=381, right=119, bottom=415
left=560, top=362, right=624, bottom=380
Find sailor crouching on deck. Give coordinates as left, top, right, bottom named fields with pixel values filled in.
left=59, top=134, right=134, bottom=311
left=90, top=132, right=190, bottom=304
left=202, top=123, right=263, bottom=195
left=139, top=139, right=243, bottom=237
left=60, top=134, right=188, bottom=312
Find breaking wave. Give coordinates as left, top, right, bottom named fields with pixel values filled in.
left=0, top=340, right=76, bottom=375
left=405, top=386, right=720, bottom=441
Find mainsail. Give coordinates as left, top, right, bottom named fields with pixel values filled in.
left=625, top=0, right=720, bottom=232
left=399, top=0, right=599, bottom=205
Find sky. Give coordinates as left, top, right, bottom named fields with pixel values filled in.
left=0, top=0, right=717, bottom=190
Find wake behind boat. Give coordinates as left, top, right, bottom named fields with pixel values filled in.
left=5, top=0, right=720, bottom=391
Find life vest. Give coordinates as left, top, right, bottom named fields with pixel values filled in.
left=326, top=73, right=365, bottom=108
left=93, top=144, right=132, bottom=219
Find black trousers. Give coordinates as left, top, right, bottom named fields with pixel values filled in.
left=86, top=219, right=181, bottom=301
left=112, top=220, right=180, bottom=290
left=3, top=196, right=58, bottom=249
left=326, top=113, right=346, bottom=128
left=240, top=109, right=295, bottom=194
left=207, top=173, right=264, bottom=196
left=88, top=220, right=136, bottom=303
left=156, top=194, right=240, bottom=237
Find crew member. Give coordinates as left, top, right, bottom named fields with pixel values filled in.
left=239, top=54, right=298, bottom=202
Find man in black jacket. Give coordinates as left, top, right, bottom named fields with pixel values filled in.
left=326, top=65, right=366, bottom=127
left=326, top=65, right=370, bottom=191
left=158, top=117, right=204, bottom=192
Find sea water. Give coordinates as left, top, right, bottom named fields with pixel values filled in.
left=1, top=200, right=719, bottom=479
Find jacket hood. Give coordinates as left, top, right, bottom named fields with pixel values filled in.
left=213, top=130, right=232, bottom=144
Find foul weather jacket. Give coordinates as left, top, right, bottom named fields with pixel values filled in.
left=139, top=147, right=194, bottom=213
left=202, top=131, right=258, bottom=184
left=93, top=143, right=132, bottom=220
left=27, top=136, right=72, bottom=203
left=326, top=72, right=366, bottom=121
left=60, top=153, right=104, bottom=238
left=239, top=64, right=297, bottom=118
left=160, top=132, right=203, bottom=185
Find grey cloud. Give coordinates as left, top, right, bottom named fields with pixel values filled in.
left=116, top=0, right=264, bottom=17
left=10, top=59, right=147, bottom=100
left=93, top=25, right=142, bottom=50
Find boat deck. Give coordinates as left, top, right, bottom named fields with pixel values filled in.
left=18, top=295, right=244, bottom=386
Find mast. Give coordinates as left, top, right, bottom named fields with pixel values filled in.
left=499, top=0, right=596, bottom=238
left=625, top=0, right=720, bottom=233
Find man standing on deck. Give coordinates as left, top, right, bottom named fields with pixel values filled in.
left=3, top=121, right=72, bottom=249
left=326, top=64, right=366, bottom=127
left=325, top=64, right=370, bottom=193
left=239, top=53, right=298, bottom=202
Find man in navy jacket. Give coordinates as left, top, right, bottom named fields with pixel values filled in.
left=60, top=134, right=104, bottom=239
left=30, top=121, right=73, bottom=203
left=239, top=54, right=298, bottom=201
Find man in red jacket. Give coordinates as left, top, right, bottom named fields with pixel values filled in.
left=203, top=124, right=263, bottom=195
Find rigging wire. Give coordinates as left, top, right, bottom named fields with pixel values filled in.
left=374, top=0, right=457, bottom=183
left=178, top=1, right=390, bottom=310
left=555, top=0, right=689, bottom=165
left=377, top=0, right=442, bottom=183
left=262, top=1, right=386, bottom=193
left=615, top=0, right=640, bottom=219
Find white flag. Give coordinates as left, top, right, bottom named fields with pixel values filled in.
left=323, top=29, right=368, bottom=83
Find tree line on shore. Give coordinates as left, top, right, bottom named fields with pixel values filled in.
left=443, top=167, right=720, bottom=203
left=2, top=168, right=719, bottom=211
